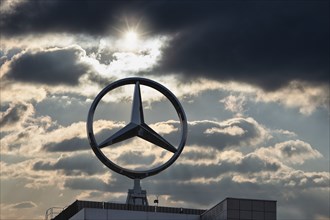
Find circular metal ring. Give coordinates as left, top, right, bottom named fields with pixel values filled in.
left=87, top=77, right=187, bottom=179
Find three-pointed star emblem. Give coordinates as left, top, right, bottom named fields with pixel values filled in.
left=98, top=82, right=177, bottom=153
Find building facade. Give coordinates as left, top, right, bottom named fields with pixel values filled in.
left=52, top=198, right=276, bottom=220
left=201, top=198, right=276, bottom=220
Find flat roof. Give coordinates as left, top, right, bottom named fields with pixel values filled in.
left=52, top=198, right=277, bottom=220
left=53, top=200, right=206, bottom=220
left=225, top=197, right=277, bottom=202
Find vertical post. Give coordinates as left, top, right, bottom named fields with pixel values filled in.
left=154, top=195, right=159, bottom=212
left=134, top=179, right=142, bottom=194
left=126, top=179, right=148, bottom=206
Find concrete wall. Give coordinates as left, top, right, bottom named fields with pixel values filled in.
left=201, top=198, right=276, bottom=220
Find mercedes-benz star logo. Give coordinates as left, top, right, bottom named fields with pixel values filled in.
left=87, top=77, right=187, bottom=179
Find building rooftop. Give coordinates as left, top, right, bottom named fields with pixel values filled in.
left=52, top=200, right=206, bottom=220
left=51, top=197, right=277, bottom=220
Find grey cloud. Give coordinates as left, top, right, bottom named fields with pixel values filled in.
left=58, top=150, right=327, bottom=218
left=281, top=170, right=329, bottom=189
left=43, top=137, right=90, bottom=152
left=0, top=103, right=28, bottom=127
left=49, top=117, right=267, bottom=154
left=64, top=175, right=131, bottom=192
left=1, top=48, right=23, bottom=67
left=33, top=161, right=52, bottom=170
left=34, top=93, right=93, bottom=127
left=5, top=46, right=92, bottom=85
left=257, top=140, right=323, bottom=165
left=280, top=188, right=330, bottom=219
left=236, top=153, right=280, bottom=173
left=43, top=128, right=123, bottom=152
left=157, top=153, right=280, bottom=182
left=147, top=172, right=328, bottom=219
left=64, top=177, right=110, bottom=192
left=282, top=145, right=306, bottom=157
left=277, top=140, right=321, bottom=159
left=0, top=1, right=138, bottom=36
left=117, top=151, right=156, bottom=166
left=149, top=177, right=275, bottom=207
left=0, top=153, right=31, bottom=164
left=156, top=176, right=328, bottom=220
left=33, top=152, right=106, bottom=175
left=0, top=56, right=6, bottom=67
left=62, top=149, right=281, bottom=189
left=87, top=73, right=118, bottom=89
left=34, top=91, right=132, bottom=127
left=164, top=118, right=267, bottom=150
left=181, top=150, right=217, bottom=161
left=152, top=2, right=329, bottom=91
left=12, top=201, right=37, bottom=209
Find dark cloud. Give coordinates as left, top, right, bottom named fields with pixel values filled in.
left=43, top=137, right=90, bottom=152
left=235, top=153, right=280, bottom=174
left=64, top=177, right=111, bottom=192
left=0, top=0, right=140, bottom=36
left=5, top=46, right=91, bottom=85
left=117, top=151, right=156, bottom=166
left=42, top=127, right=124, bottom=152
left=1, top=48, right=23, bottom=67
left=33, top=152, right=106, bottom=175
left=153, top=2, right=329, bottom=91
left=182, top=150, right=217, bottom=161
left=2, top=1, right=329, bottom=91
left=156, top=153, right=280, bottom=182
left=0, top=103, right=28, bottom=127
left=64, top=174, right=131, bottom=192
left=87, top=73, right=117, bottom=89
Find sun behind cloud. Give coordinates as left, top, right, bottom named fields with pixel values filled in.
left=111, top=16, right=146, bottom=51
left=124, top=30, right=139, bottom=50
left=125, top=31, right=138, bottom=42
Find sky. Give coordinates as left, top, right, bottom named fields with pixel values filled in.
left=0, top=0, right=329, bottom=219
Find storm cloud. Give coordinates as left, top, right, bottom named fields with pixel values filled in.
left=0, top=0, right=133, bottom=36
left=1, top=1, right=329, bottom=91
left=4, top=46, right=92, bottom=85
left=154, top=2, right=329, bottom=91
